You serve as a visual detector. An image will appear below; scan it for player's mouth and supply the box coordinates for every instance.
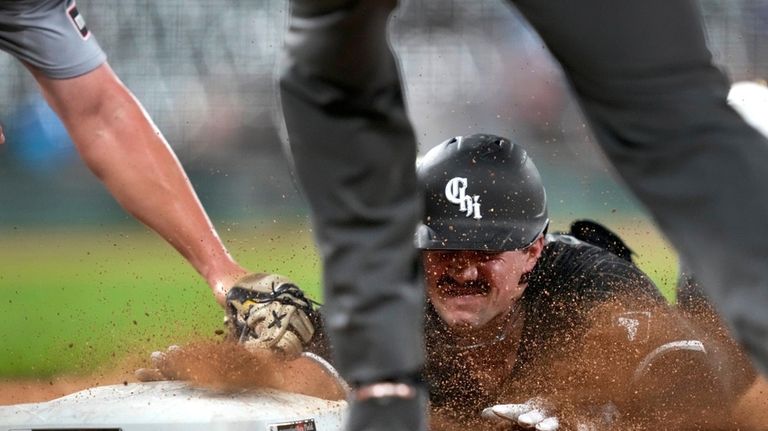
[436,275,491,298]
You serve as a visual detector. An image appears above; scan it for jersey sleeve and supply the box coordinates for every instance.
[620,311,753,428]
[0,0,106,78]
[568,299,752,428]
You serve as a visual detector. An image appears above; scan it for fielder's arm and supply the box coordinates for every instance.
[28,63,247,305]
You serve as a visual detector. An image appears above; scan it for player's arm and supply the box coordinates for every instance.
[622,316,743,428]
[579,255,727,424]
[0,123,5,144]
[27,63,247,305]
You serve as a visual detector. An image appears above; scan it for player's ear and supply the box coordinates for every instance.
[517,237,544,286]
[522,236,545,271]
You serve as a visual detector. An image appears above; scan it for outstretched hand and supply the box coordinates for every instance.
[481,398,619,431]
[482,398,560,430]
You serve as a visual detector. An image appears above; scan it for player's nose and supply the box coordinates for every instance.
[447,262,479,283]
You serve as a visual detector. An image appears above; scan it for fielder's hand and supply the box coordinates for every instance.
[225,273,317,358]
[482,398,560,431]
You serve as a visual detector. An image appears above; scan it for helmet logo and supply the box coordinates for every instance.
[445,177,482,219]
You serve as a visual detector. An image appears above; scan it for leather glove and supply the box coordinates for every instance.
[225,273,317,358]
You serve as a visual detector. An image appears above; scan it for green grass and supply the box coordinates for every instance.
[0,223,321,377]
[0,217,677,378]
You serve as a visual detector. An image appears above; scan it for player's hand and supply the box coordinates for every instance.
[225,273,317,358]
[0,124,5,144]
[134,345,183,382]
[482,398,617,431]
[482,398,560,430]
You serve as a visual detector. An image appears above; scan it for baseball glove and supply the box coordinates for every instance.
[225,273,318,358]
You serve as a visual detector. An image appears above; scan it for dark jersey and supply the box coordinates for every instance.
[514,233,666,368]
[424,234,663,412]
[423,234,742,427]
[309,232,747,427]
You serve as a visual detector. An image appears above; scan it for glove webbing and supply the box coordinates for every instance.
[230,282,319,313]
[227,283,321,345]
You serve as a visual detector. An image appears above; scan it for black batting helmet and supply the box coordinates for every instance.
[416,133,549,251]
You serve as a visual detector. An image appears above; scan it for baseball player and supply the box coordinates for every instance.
[416,134,752,430]
[0,0,253,304]
[277,7,768,420]
[217,134,752,430]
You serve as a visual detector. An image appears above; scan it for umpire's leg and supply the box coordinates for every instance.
[512,0,768,374]
[278,1,426,430]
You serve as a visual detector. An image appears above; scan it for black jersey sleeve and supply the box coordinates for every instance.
[615,309,753,428]
[514,291,746,428]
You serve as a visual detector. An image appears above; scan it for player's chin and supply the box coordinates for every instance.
[443,292,492,307]
[443,316,490,332]
[434,297,493,328]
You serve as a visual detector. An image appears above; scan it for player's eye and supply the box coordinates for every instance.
[473,251,500,262]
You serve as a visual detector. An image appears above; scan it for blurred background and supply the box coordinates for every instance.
[1,0,766,378]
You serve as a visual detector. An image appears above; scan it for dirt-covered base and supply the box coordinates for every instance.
[0,341,346,406]
[2,337,767,430]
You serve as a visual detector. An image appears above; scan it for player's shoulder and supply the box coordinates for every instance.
[538,231,634,278]
[543,219,633,262]
[543,220,649,279]
[531,228,663,304]
[543,231,595,254]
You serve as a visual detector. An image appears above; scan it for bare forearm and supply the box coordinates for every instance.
[31,64,246,303]
[76,98,234,276]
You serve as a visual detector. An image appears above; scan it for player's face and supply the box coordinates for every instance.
[422,240,542,332]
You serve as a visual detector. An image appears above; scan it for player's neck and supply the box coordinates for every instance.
[445,304,525,354]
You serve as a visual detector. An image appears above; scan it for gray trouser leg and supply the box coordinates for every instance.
[278,0,425,385]
[515,0,768,374]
